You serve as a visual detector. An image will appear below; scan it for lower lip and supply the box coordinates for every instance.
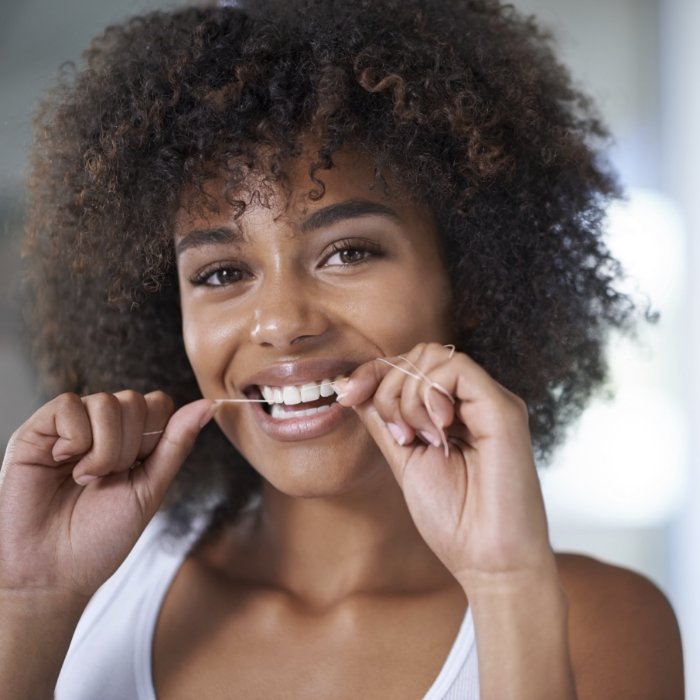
[249,399,352,442]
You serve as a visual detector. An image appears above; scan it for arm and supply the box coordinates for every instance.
[0,392,213,699]
[0,589,87,700]
[336,342,578,699]
[336,342,683,698]
[467,566,576,700]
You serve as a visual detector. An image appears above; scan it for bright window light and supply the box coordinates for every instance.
[541,189,688,527]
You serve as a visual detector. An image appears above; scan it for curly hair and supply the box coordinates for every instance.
[23,0,636,532]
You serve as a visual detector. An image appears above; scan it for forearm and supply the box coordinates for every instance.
[0,589,87,700]
[464,567,577,700]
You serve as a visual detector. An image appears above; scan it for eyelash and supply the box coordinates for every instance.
[324,238,384,267]
[189,239,384,288]
[189,263,249,287]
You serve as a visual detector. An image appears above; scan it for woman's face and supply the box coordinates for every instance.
[175,150,453,497]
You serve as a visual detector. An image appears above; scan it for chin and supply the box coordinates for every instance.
[242,435,389,500]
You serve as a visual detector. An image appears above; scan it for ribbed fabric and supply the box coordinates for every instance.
[55,515,480,699]
[422,605,480,699]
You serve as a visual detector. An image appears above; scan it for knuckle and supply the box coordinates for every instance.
[147,390,175,414]
[118,389,143,404]
[5,428,23,457]
[370,360,386,386]
[412,342,429,357]
[53,392,82,411]
[90,391,120,413]
[373,387,399,417]
[504,393,529,422]
[121,390,148,421]
[162,429,192,453]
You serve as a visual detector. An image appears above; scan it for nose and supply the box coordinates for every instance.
[249,275,331,349]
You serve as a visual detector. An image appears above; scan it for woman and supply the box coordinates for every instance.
[0,0,684,698]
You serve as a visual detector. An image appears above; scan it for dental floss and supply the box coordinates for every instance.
[139,384,343,436]
[141,348,458,441]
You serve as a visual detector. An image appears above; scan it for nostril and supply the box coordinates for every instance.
[291,334,319,345]
[249,302,330,349]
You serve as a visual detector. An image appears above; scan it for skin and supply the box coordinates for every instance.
[0,149,684,699]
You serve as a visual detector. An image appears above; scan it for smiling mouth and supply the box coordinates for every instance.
[245,376,346,419]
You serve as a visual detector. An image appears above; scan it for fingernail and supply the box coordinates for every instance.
[424,392,444,429]
[387,422,407,446]
[333,378,351,398]
[53,453,73,463]
[418,430,442,448]
[74,473,98,486]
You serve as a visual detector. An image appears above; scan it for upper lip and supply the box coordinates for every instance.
[237,358,364,393]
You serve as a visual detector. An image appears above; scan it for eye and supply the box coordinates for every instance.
[324,239,383,267]
[190,264,249,287]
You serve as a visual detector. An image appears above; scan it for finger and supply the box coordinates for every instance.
[421,384,455,456]
[394,353,446,449]
[49,393,93,463]
[337,347,452,447]
[132,399,215,517]
[137,391,175,461]
[423,383,456,431]
[112,390,148,472]
[70,393,124,482]
[422,354,528,442]
[351,399,416,485]
[335,354,429,444]
[373,347,452,449]
[366,356,427,445]
[334,359,393,407]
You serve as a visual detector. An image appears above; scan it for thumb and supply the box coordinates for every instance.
[134,398,215,517]
[352,399,412,487]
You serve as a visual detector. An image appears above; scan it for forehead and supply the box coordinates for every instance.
[174,147,429,237]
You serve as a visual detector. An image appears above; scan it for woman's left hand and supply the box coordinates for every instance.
[335,342,555,591]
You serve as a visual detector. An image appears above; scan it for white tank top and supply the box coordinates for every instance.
[55,514,480,699]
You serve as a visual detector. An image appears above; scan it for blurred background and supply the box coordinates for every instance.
[0,0,697,693]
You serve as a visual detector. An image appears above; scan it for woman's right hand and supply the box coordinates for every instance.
[0,391,214,601]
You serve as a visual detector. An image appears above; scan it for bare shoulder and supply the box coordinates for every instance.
[555,552,684,700]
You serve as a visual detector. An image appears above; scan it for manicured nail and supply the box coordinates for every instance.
[387,422,407,446]
[333,377,351,397]
[424,392,445,429]
[74,473,98,486]
[418,430,442,448]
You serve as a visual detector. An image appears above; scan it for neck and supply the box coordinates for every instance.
[208,472,456,609]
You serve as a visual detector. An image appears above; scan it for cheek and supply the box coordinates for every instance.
[181,301,244,389]
[342,274,452,358]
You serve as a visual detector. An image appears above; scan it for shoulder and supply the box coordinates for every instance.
[554,552,684,700]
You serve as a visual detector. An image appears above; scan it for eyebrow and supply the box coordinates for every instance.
[175,198,401,256]
[299,199,401,233]
[175,226,243,256]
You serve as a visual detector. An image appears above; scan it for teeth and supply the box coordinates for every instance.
[282,386,302,405]
[271,404,333,419]
[260,377,343,406]
[300,382,321,403]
